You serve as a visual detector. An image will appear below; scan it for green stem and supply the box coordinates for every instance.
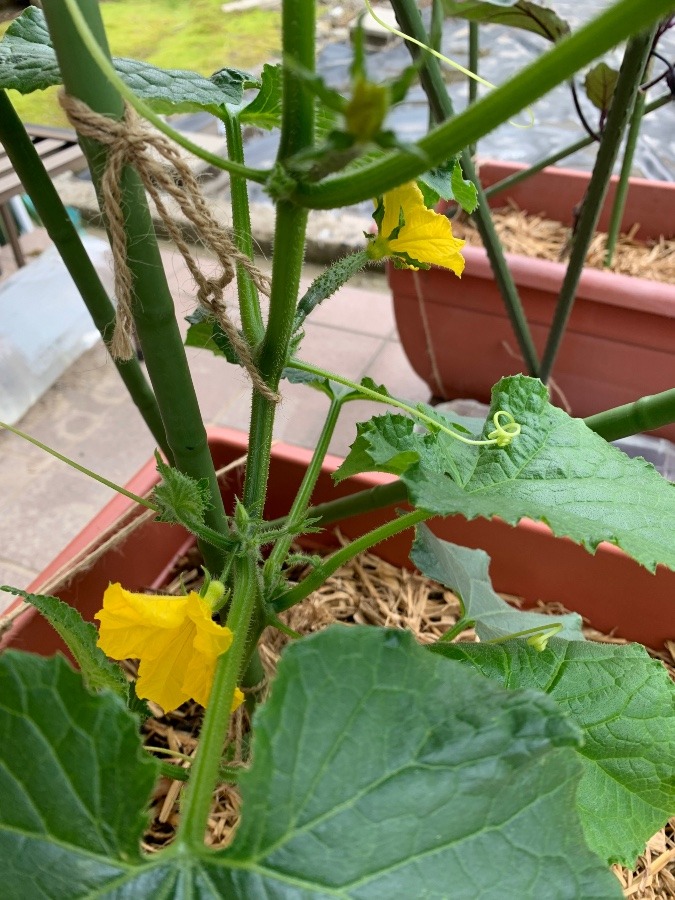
[604,69,651,267]
[391,0,540,375]
[62,0,267,185]
[468,21,479,156]
[540,27,659,382]
[43,0,229,573]
[468,22,479,107]
[293,0,675,209]
[0,91,172,462]
[152,754,241,785]
[0,421,156,510]
[290,359,515,447]
[177,555,256,848]
[264,398,342,581]
[242,0,315,516]
[583,389,675,441]
[484,93,671,200]
[272,508,430,612]
[222,112,265,345]
[438,618,473,643]
[265,479,410,535]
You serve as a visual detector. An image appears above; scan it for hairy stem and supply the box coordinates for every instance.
[176,555,256,848]
[222,112,265,345]
[272,508,431,612]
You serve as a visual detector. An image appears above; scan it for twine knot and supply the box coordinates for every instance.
[59,92,278,403]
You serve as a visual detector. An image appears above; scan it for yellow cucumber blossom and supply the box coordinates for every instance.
[367,181,465,275]
[95,583,244,714]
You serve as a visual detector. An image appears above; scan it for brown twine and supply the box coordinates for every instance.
[59,93,279,403]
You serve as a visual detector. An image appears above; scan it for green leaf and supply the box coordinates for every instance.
[239,62,282,129]
[451,158,479,213]
[3,630,621,897]
[410,524,585,641]
[153,453,212,527]
[433,639,675,866]
[0,652,159,894]
[185,307,239,363]
[419,158,478,213]
[0,586,128,698]
[218,626,618,896]
[585,62,620,112]
[0,8,251,115]
[417,158,457,206]
[336,375,675,573]
[441,0,570,42]
[294,250,370,331]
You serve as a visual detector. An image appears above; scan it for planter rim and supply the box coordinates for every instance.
[459,244,675,318]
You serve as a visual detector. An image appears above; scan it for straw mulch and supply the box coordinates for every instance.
[452,204,675,284]
[141,545,675,897]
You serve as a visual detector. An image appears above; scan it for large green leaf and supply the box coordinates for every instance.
[410,524,585,641]
[442,0,570,41]
[0,7,251,115]
[335,375,675,573]
[0,586,128,697]
[1,630,621,897]
[432,639,675,866]
[0,652,158,896]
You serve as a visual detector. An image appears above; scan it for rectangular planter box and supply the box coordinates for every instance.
[390,161,675,442]
[2,427,674,655]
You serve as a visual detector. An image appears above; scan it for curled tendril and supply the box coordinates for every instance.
[487,411,522,448]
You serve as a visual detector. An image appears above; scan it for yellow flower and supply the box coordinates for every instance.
[95,583,244,713]
[367,181,465,275]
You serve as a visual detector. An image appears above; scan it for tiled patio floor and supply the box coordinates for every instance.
[0,228,430,612]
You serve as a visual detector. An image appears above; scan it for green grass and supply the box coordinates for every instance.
[1,0,281,125]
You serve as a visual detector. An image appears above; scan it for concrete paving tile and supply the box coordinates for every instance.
[360,339,431,404]
[303,282,396,338]
[0,463,111,572]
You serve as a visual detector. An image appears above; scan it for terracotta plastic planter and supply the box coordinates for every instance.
[389,161,675,442]
[2,426,674,655]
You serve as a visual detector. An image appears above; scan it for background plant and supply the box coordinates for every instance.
[0,0,674,896]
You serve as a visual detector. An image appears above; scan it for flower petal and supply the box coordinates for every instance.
[95,583,189,662]
[95,584,235,712]
[385,182,466,275]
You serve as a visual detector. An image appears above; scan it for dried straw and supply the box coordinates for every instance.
[143,544,675,897]
[453,203,675,284]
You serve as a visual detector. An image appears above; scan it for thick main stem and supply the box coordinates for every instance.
[0,91,172,462]
[390,0,540,375]
[293,0,675,209]
[242,0,315,514]
[176,556,257,848]
[540,27,659,381]
[43,0,229,572]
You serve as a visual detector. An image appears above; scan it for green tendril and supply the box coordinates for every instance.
[486,411,522,448]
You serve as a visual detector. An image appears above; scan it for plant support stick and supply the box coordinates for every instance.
[0,90,172,462]
[43,0,230,572]
[539,26,659,382]
[391,0,540,375]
